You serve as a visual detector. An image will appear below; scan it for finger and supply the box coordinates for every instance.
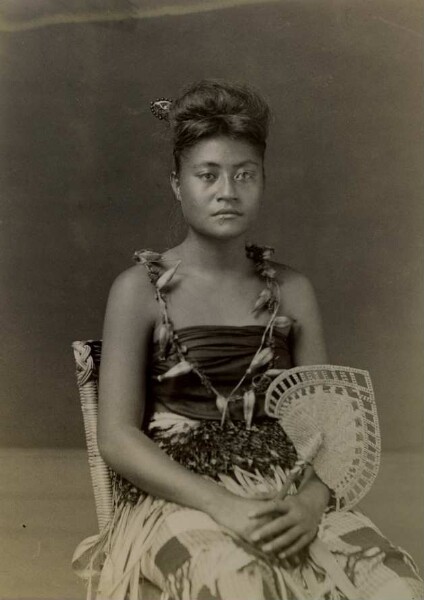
[255,495,301,520]
[279,532,313,560]
[296,546,310,564]
[288,555,301,568]
[248,499,289,519]
[274,555,299,570]
[280,557,291,569]
[261,526,302,554]
[250,514,295,543]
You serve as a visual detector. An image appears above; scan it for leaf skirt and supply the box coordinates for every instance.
[72,414,423,600]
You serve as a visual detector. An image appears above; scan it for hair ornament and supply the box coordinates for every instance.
[150,98,173,121]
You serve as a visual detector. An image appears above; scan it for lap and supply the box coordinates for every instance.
[320,510,423,600]
[140,503,423,600]
[140,503,280,600]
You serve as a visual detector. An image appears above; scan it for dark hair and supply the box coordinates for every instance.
[168,80,270,172]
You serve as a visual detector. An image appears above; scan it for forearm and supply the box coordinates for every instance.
[297,465,330,515]
[100,425,231,515]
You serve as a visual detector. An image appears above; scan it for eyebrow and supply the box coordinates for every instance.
[192,160,260,168]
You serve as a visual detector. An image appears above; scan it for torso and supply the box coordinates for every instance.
[153,274,270,341]
[139,250,296,421]
[151,257,296,342]
[148,323,293,420]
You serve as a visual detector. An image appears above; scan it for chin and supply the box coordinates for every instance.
[189,217,253,240]
[206,225,250,240]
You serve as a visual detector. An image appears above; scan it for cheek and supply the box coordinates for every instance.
[179,195,207,225]
[180,180,213,213]
[180,178,205,202]
[180,186,201,210]
[248,202,262,221]
[247,185,264,209]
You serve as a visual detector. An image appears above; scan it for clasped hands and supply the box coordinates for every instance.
[247,492,323,568]
[213,478,329,569]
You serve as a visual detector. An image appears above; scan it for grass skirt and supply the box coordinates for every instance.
[72,415,423,600]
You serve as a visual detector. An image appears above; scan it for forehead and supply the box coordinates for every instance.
[182,136,262,168]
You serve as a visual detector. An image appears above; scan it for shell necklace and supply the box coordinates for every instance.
[133,243,286,428]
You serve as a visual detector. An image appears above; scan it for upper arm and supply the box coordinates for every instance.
[97,265,159,453]
[277,267,328,366]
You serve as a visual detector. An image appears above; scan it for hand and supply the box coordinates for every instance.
[209,493,276,544]
[248,492,323,565]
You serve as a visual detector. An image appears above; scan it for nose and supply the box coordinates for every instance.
[217,173,237,200]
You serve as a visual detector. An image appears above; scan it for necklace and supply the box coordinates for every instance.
[133,243,284,428]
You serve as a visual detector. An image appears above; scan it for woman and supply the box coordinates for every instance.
[72,80,423,600]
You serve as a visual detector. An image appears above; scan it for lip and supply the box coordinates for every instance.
[213,209,243,216]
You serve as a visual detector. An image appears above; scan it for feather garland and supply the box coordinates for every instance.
[133,249,163,264]
[155,261,181,291]
[252,288,272,313]
[247,347,274,374]
[157,360,193,381]
[158,321,173,357]
[243,389,256,430]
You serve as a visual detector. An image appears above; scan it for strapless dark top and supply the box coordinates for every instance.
[147,325,293,420]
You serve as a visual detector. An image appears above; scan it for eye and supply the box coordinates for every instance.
[198,172,216,182]
[235,170,255,182]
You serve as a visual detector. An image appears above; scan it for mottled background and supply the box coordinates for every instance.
[0,0,422,450]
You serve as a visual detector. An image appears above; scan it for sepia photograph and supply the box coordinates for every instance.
[0,1,423,598]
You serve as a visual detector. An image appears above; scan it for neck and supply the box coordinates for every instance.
[175,231,252,275]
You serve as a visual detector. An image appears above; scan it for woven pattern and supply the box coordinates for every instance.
[265,365,381,510]
[72,340,113,531]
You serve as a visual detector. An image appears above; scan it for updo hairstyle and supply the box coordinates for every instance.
[168,80,270,173]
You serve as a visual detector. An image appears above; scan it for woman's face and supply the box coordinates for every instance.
[171,136,265,240]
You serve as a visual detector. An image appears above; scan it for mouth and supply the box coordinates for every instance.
[213,209,243,216]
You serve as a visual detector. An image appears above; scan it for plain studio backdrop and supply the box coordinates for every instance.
[0,0,423,596]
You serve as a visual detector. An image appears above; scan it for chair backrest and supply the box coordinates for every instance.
[72,340,113,531]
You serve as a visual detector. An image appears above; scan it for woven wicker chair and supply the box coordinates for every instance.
[72,339,164,599]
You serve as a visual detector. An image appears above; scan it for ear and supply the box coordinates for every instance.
[170,171,181,201]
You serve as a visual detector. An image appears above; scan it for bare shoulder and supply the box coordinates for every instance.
[110,263,154,296]
[269,260,319,316]
[105,264,159,327]
[270,261,315,293]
